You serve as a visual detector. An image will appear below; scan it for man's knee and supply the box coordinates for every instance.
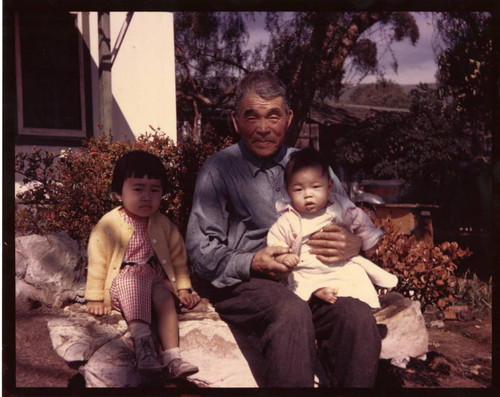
[314,297,379,340]
[339,298,377,327]
[273,295,312,327]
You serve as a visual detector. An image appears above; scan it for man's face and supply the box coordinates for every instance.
[231,93,293,158]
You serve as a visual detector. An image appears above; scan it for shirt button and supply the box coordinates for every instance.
[276,187,280,191]
[161,259,167,265]
[172,277,176,282]
[152,239,157,244]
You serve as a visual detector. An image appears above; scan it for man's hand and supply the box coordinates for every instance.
[251,246,296,280]
[85,301,109,316]
[307,224,361,264]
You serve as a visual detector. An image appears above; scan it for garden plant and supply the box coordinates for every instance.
[15,133,485,313]
[15,128,233,245]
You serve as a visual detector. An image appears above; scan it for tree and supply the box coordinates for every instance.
[263,12,419,146]
[174,12,256,142]
[174,12,419,144]
[332,12,495,182]
[348,79,411,108]
[432,12,494,160]
[334,84,471,182]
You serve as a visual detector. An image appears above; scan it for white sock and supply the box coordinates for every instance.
[160,347,181,366]
[128,322,151,340]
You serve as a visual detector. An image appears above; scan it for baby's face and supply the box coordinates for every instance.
[116,175,163,219]
[286,166,332,214]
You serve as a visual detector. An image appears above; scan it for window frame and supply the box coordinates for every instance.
[14,12,88,139]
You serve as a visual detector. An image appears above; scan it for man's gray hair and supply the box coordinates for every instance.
[234,70,290,116]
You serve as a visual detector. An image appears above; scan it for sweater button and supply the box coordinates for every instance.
[161,259,167,265]
[171,277,176,283]
[152,239,157,244]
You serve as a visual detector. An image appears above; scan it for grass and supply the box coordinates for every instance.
[451,271,492,318]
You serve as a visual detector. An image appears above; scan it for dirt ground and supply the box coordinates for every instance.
[6,304,492,391]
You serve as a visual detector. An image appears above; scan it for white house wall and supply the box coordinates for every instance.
[15,12,177,199]
[88,12,177,142]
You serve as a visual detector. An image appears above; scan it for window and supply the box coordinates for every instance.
[15,12,88,139]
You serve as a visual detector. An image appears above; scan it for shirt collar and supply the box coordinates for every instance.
[118,206,149,227]
[238,140,289,177]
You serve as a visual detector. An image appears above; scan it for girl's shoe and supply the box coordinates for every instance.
[163,358,199,379]
[135,335,162,374]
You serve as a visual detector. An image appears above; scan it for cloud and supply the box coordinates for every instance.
[364,12,438,84]
[244,11,439,84]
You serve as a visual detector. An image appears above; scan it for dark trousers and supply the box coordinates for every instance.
[206,277,381,388]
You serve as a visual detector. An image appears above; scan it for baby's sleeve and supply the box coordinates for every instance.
[267,215,294,249]
[344,206,383,251]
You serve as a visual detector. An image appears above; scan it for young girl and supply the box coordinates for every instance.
[267,148,398,308]
[85,150,200,380]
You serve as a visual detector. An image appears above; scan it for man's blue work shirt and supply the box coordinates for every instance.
[185,141,346,288]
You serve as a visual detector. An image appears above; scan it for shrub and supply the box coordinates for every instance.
[452,271,492,318]
[371,217,472,311]
[15,128,233,246]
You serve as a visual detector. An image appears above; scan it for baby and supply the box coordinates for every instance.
[85,150,200,381]
[267,148,397,308]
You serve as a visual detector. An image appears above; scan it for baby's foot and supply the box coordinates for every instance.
[313,287,339,304]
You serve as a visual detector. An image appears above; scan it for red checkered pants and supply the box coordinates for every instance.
[109,257,178,324]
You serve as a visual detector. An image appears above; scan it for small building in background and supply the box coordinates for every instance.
[297,101,410,156]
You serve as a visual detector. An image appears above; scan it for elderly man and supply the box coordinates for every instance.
[185,70,381,387]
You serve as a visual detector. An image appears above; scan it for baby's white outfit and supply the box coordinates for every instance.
[267,193,398,308]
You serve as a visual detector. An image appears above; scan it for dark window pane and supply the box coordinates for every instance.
[19,12,82,130]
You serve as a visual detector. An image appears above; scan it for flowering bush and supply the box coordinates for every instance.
[371,217,472,311]
[16,132,475,312]
[15,128,233,246]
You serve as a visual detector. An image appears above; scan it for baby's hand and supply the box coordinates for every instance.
[85,301,109,316]
[178,289,201,310]
[282,254,300,267]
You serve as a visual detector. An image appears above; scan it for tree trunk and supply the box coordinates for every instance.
[283,12,387,147]
[192,100,201,143]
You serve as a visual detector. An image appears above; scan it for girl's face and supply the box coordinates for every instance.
[286,166,332,214]
[116,175,163,219]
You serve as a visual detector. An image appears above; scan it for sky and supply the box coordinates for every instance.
[364,12,438,85]
[245,12,438,85]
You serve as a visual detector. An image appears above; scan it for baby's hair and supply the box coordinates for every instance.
[111,150,168,195]
[284,148,330,187]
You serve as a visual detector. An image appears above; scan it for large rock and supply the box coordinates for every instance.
[15,233,428,385]
[46,302,258,388]
[47,306,128,363]
[178,317,257,387]
[46,294,428,387]
[15,232,86,308]
[83,337,142,387]
[375,292,429,368]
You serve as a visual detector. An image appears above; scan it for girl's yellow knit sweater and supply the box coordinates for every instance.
[84,206,192,310]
